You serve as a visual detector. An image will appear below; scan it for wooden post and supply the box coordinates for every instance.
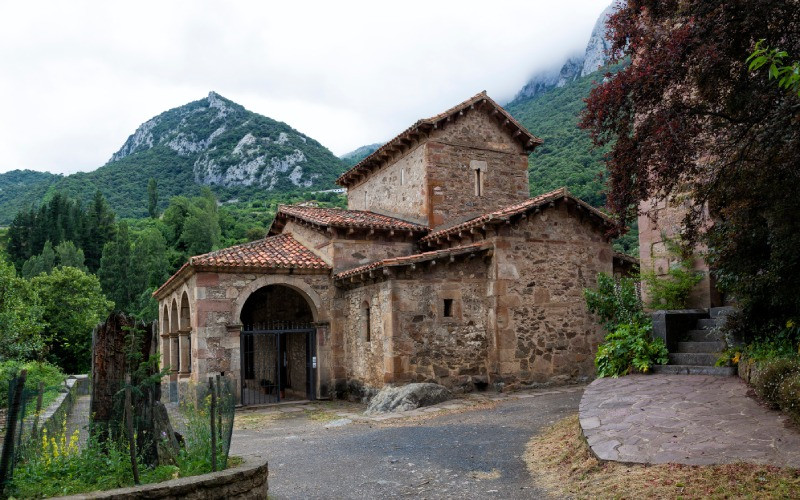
[215,375,222,446]
[209,377,217,472]
[0,370,28,491]
[125,373,140,485]
[30,382,45,442]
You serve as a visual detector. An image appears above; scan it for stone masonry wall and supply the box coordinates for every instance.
[638,197,719,309]
[489,202,612,384]
[162,271,333,402]
[347,143,427,223]
[425,141,529,228]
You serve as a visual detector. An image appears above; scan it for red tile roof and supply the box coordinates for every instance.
[336,91,543,188]
[419,187,615,245]
[272,205,428,234]
[334,241,493,280]
[153,234,329,299]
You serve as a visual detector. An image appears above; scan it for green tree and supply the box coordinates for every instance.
[98,221,134,312]
[0,257,45,360]
[54,240,87,271]
[748,40,800,97]
[21,240,56,278]
[32,267,113,373]
[83,191,116,272]
[129,228,170,321]
[147,177,159,219]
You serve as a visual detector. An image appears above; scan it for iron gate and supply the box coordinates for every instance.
[240,321,316,406]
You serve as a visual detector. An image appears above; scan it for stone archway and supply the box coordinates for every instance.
[238,283,318,405]
[233,275,326,325]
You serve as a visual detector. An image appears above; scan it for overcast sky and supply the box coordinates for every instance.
[0,0,609,175]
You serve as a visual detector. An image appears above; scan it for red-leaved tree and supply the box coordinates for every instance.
[581,0,800,340]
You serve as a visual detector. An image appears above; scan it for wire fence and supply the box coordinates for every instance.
[0,371,236,498]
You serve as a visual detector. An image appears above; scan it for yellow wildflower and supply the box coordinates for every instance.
[788,319,796,329]
[732,352,741,365]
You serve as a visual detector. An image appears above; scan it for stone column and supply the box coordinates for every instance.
[169,332,179,373]
[160,334,171,371]
[178,327,191,375]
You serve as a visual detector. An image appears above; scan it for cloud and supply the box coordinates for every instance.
[0,0,609,174]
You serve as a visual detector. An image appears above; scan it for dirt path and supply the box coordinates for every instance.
[230,387,584,499]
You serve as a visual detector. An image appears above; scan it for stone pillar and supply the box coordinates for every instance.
[178,327,191,375]
[160,334,171,371]
[169,332,179,373]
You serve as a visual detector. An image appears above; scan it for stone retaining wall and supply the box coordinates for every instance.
[34,374,88,437]
[55,457,268,499]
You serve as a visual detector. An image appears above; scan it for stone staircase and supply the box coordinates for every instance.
[653,307,737,376]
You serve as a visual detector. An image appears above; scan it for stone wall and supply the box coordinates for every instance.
[425,141,529,228]
[55,457,268,499]
[489,202,612,384]
[160,271,333,403]
[347,143,427,222]
[637,197,720,309]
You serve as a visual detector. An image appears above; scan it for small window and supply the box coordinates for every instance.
[474,170,483,197]
[362,302,371,342]
[400,169,405,185]
[364,191,368,209]
[443,299,454,318]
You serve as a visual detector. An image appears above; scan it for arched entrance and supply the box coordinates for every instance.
[239,285,317,405]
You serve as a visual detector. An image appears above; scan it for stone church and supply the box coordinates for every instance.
[154,91,624,405]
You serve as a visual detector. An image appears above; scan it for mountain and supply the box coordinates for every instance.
[0,170,61,226]
[512,2,618,102]
[340,143,382,167]
[0,92,348,223]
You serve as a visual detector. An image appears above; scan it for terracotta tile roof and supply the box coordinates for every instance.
[419,187,615,245]
[153,234,329,299]
[272,205,428,234]
[334,241,493,280]
[336,91,543,188]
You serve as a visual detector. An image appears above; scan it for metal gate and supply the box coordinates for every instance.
[240,321,316,406]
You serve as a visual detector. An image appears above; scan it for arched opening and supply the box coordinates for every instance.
[239,285,316,405]
[179,292,191,374]
[161,305,171,371]
[169,299,179,373]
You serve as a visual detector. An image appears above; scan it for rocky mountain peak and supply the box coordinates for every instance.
[510,1,621,103]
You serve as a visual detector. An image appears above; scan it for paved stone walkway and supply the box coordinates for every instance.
[65,394,91,447]
[579,374,800,467]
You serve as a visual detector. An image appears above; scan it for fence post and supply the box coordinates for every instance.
[124,373,140,485]
[209,377,217,472]
[0,369,28,493]
[30,382,45,442]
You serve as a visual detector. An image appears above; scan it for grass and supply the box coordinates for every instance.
[525,415,800,499]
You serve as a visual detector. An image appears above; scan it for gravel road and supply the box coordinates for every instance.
[230,387,583,499]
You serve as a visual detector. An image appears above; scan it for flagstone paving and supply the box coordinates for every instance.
[579,374,800,467]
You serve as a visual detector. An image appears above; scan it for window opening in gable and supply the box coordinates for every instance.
[443,298,454,318]
[474,169,483,197]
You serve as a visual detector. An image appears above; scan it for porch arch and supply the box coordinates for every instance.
[233,275,326,325]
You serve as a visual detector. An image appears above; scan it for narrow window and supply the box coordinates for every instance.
[400,168,405,185]
[362,302,371,342]
[474,169,483,197]
[364,191,368,209]
[443,299,454,318]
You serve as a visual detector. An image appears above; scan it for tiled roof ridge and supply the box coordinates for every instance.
[334,241,493,280]
[273,204,429,233]
[336,91,543,187]
[419,187,614,245]
[153,234,329,299]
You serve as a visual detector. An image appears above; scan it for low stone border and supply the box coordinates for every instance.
[33,374,88,438]
[54,456,268,499]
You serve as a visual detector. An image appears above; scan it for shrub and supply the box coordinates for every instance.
[641,237,703,310]
[595,322,669,377]
[0,360,65,409]
[753,358,800,408]
[778,372,800,426]
[584,273,647,331]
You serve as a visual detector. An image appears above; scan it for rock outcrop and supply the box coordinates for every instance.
[366,383,452,414]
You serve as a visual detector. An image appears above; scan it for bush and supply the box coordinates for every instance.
[0,360,65,409]
[584,273,647,331]
[753,358,800,408]
[641,237,703,310]
[595,322,669,377]
[778,372,800,426]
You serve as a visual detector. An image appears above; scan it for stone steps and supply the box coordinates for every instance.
[685,329,724,342]
[652,364,737,376]
[669,352,720,366]
[695,318,718,330]
[676,341,726,353]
